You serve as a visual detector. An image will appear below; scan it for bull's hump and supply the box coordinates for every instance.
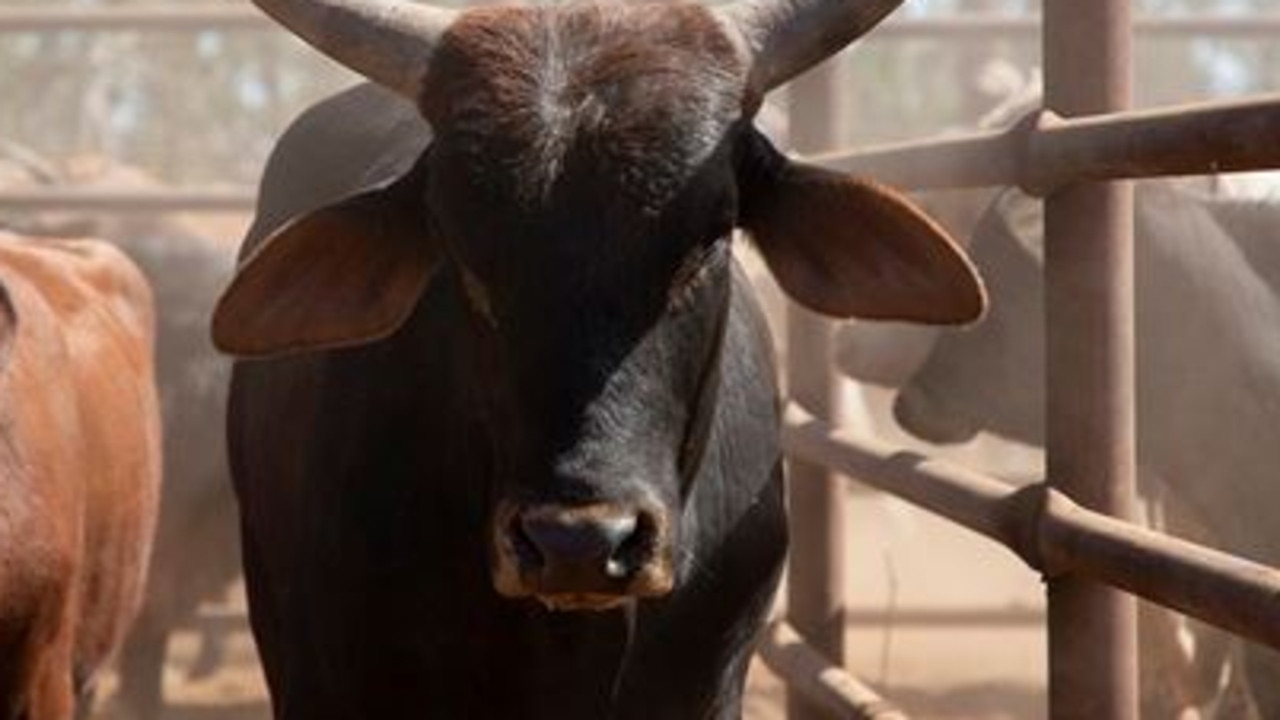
[420,3,746,211]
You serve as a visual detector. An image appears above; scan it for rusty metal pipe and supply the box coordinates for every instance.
[1042,0,1139,716]
[810,126,1016,191]
[780,404,1280,653]
[1027,97,1280,193]
[761,621,910,720]
[1039,492,1280,651]
[782,403,1044,569]
[812,94,1280,193]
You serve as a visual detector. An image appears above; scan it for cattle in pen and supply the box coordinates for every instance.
[872,182,1280,719]
[211,0,987,716]
[0,230,161,719]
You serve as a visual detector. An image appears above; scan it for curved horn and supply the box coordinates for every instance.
[252,0,457,100]
[717,0,903,96]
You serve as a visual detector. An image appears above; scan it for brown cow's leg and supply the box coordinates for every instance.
[27,633,74,720]
[0,632,37,720]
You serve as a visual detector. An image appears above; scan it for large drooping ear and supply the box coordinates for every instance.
[212,166,437,359]
[737,129,986,324]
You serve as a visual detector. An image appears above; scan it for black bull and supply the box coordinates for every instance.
[212,3,985,716]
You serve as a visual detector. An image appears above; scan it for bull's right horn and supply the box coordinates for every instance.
[251,0,457,100]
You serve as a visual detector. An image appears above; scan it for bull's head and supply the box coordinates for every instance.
[213,0,986,611]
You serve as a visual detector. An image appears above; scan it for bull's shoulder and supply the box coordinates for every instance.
[0,231,155,349]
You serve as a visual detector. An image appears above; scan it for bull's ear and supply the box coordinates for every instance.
[212,185,437,359]
[739,147,986,324]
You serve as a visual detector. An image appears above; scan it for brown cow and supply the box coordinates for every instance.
[0,230,161,719]
[0,151,241,718]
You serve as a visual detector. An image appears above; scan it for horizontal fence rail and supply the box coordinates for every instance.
[0,5,269,32]
[9,95,1280,214]
[0,188,256,213]
[759,621,909,720]
[813,93,1280,193]
[781,403,1280,652]
[876,15,1280,38]
[1,6,1280,36]
[847,606,1044,628]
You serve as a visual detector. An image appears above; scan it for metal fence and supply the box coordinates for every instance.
[5,3,1280,719]
[3,3,1280,213]
[767,1,1280,719]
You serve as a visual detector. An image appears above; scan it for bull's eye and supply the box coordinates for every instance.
[458,263,499,329]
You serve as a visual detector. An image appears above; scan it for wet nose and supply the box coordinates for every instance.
[511,505,659,592]
[521,512,636,573]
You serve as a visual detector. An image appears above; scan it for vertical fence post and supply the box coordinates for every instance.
[785,60,849,720]
[1042,1,1139,718]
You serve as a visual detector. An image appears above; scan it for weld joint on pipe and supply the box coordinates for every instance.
[1000,482,1053,575]
[1018,109,1065,197]
[1037,487,1099,579]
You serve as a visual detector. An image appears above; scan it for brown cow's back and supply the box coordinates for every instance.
[0,231,161,719]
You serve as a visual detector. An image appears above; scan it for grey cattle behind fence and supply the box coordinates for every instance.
[851,180,1280,719]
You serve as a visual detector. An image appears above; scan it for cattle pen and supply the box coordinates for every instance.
[775,2,1280,720]
[4,2,1280,719]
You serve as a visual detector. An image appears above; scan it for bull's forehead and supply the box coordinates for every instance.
[420,3,746,213]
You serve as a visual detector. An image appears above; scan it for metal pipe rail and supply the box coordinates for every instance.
[9,97,1279,213]
[759,621,909,720]
[781,403,1280,652]
[3,6,1280,37]
[812,93,1280,194]
[0,6,268,32]
[0,188,256,213]
[875,15,1280,39]
[23,94,1276,213]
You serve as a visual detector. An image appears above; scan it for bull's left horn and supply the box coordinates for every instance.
[716,0,903,97]
[251,0,457,100]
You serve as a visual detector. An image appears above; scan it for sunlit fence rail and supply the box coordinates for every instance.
[817,94,1280,193]
[0,187,255,213]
